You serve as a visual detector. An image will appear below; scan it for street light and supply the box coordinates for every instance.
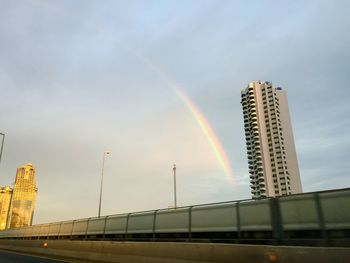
[0,133,5,165]
[173,163,177,209]
[98,151,110,218]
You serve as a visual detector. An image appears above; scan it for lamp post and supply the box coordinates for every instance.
[0,133,4,165]
[98,151,110,218]
[173,163,177,209]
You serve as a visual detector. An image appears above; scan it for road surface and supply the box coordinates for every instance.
[0,249,67,262]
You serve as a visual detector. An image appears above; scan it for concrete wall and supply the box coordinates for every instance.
[0,240,349,263]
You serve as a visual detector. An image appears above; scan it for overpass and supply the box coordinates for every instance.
[0,188,349,262]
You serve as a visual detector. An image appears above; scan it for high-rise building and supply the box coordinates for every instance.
[9,163,37,228]
[0,186,12,230]
[241,81,302,199]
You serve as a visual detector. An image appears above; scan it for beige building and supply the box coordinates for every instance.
[9,163,37,228]
[241,81,302,199]
[0,186,12,230]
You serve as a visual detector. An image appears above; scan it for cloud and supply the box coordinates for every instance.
[0,1,349,224]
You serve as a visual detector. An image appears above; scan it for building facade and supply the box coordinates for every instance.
[0,186,12,230]
[241,81,302,199]
[9,163,37,228]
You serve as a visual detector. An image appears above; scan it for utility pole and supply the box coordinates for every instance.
[173,163,177,209]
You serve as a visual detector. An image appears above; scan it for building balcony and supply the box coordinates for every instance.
[248,172,256,178]
[251,190,259,195]
[258,175,265,180]
[250,177,259,182]
[259,180,265,185]
[255,148,261,153]
[250,185,259,191]
[257,170,264,175]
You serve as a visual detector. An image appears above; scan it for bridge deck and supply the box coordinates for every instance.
[0,240,349,263]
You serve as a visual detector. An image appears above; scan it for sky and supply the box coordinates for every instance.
[0,0,349,224]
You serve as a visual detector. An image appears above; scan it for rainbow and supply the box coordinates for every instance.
[173,88,234,182]
[102,44,234,181]
[57,13,235,181]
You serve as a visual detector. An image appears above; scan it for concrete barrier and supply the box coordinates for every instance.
[0,240,349,263]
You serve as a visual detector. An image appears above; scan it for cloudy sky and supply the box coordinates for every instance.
[0,1,349,224]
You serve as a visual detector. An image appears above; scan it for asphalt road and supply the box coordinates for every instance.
[0,249,67,263]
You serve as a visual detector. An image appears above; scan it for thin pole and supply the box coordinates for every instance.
[173,163,177,209]
[98,151,110,217]
[0,133,4,165]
